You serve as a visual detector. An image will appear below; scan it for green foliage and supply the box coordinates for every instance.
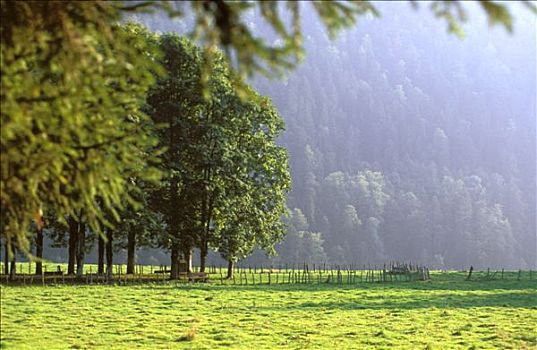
[145,34,199,254]
[1,2,162,255]
[277,208,327,265]
[313,170,389,264]
[182,1,525,79]
[145,33,290,263]
[216,91,291,263]
[188,1,377,80]
[114,181,165,251]
[426,1,531,38]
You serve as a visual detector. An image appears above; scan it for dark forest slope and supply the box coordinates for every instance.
[251,4,536,269]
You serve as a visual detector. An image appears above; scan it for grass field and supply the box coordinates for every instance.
[1,272,536,349]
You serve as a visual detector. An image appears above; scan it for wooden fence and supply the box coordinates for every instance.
[2,261,535,286]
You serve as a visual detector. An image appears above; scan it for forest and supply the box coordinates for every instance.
[253,3,536,270]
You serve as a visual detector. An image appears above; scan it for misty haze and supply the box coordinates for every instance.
[114,2,537,270]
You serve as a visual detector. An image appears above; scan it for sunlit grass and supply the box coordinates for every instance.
[1,272,536,349]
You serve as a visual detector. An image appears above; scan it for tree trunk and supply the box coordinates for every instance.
[227,260,234,279]
[67,216,78,275]
[9,245,16,280]
[3,240,9,275]
[35,226,44,275]
[106,230,113,278]
[199,240,208,273]
[97,235,105,274]
[76,222,86,277]
[183,248,192,273]
[127,230,136,274]
[199,184,215,274]
[170,247,179,280]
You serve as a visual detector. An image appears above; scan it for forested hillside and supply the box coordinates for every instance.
[250,4,535,269]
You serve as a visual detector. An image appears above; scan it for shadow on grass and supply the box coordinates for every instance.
[164,276,537,293]
[285,291,537,310]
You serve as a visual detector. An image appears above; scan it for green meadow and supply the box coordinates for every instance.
[1,272,536,349]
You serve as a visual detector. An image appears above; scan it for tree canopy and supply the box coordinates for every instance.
[145,32,290,277]
[1,3,161,254]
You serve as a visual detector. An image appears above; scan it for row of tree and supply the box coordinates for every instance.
[2,24,290,279]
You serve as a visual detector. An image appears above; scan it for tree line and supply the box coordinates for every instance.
[2,23,290,280]
[2,2,531,278]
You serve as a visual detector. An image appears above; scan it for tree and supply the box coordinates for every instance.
[146,33,207,278]
[2,237,8,275]
[277,208,327,265]
[276,209,305,265]
[97,234,105,275]
[217,90,291,278]
[105,228,114,278]
[34,220,44,275]
[121,186,164,275]
[145,31,290,278]
[1,5,160,255]
[45,212,92,276]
